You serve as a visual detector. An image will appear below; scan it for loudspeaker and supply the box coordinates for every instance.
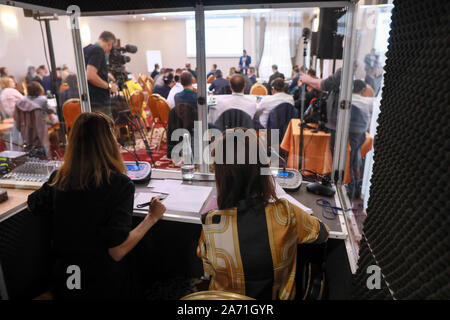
[316,8,346,60]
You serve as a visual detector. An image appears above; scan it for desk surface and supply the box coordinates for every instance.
[134,179,345,239]
[0,178,346,239]
[0,188,33,223]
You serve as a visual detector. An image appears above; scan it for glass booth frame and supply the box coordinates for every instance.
[2,0,360,272]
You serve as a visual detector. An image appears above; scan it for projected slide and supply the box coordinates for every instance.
[186,18,244,57]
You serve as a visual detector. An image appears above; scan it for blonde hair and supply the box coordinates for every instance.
[0,77,13,89]
[50,112,126,190]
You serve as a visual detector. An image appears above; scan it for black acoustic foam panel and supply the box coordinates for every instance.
[352,0,450,300]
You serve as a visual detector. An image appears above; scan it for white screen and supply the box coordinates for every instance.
[186,18,243,57]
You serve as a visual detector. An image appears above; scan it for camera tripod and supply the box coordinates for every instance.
[115,84,157,168]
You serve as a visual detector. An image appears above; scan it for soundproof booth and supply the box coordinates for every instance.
[0,0,448,304]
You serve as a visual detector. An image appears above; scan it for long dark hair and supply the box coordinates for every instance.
[50,112,126,190]
[213,128,278,210]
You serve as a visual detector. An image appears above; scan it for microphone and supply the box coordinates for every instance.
[270,147,287,172]
[118,143,140,169]
[302,28,311,40]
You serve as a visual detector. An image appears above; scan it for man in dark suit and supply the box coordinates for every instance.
[151,63,160,79]
[238,50,251,75]
[185,62,197,79]
[208,70,230,95]
[247,67,257,85]
[268,64,284,85]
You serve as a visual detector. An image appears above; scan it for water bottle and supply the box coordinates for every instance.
[181,133,194,180]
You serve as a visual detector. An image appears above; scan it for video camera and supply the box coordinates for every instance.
[304,91,329,132]
[108,44,137,89]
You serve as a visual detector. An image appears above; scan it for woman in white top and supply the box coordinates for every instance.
[0,76,23,118]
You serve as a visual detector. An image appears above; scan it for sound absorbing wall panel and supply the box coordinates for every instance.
[352,0,449,299]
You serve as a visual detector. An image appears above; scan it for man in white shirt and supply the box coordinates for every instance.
[255,78,294,128]
[211,74,257,123]
[167,68,184,108]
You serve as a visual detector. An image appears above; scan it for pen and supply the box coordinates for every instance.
[136,193,168,208]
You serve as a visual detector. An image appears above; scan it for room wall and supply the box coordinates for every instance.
[0,5,131,83]
[125,16,254,77]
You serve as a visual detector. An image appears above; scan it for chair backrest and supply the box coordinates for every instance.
[267,102,299,143]
[155,95,171,125]
[362,84,375,97]
[147,94,162,123]
[62,98,81,133]
[181,290,255,300]
[250,83,268,96]
[213,108,255,132]
[167,103,198,158]
[207,75,215,84]
[129,90,145,115]
[192,77,197,84]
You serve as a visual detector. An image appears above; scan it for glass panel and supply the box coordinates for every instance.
[0,4,73,163]
[340,3,394,259]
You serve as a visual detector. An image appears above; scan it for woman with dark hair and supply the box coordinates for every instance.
[198,128,329,300]
[27,112,166,299]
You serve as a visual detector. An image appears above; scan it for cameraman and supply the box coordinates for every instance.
[83,31,119,117]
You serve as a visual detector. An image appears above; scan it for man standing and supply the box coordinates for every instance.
[238,50,251,75]
[83,31,119,117]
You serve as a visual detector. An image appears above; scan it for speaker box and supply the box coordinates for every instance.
[316,8,346,60]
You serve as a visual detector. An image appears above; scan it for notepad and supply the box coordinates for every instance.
[147,179,183,193]
[162,185,213,214]
[134,192,168,211]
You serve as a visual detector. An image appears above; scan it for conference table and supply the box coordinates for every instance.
[281,119,373,184]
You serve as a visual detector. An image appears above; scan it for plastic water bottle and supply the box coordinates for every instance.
[181,133,194,180]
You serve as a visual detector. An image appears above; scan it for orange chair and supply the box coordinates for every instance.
[147,94,170,149]
[250,83,268,96]
[62,98,81,134]
[362,84,375,97]
[207,75,215,84]
[128,90,148,133]
[192,77,197,84]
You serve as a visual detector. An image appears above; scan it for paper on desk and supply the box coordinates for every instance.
[162,184,213,214]
[274,181,313,214]
[147,179,182,193]
[133,192,167,211]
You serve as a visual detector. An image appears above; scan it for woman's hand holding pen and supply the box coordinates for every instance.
[145,196,166,224]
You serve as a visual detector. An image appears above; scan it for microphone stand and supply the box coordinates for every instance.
[119,143,140,169]
[298,31,309,171]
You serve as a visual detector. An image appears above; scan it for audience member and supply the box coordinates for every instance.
[167,68,184,108]
[207,64,217,79]
[255,78,294,128]
[154,68,170,87]
[268,64,285,86]
[208,70,230,95]
[26,66,38,84]
[151,63,160,79]
[185,63,197,79]
[0,76,23,118]
[247,67,257,86]
[0,67,8,77]
[212,74,256,123]
[228,67,236,79]
[42,67,62,95]
[153,72,175,99]
[59,74,79,106]
[174,71,197,108]
[198,128,329,300]
[24,81,58,127]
